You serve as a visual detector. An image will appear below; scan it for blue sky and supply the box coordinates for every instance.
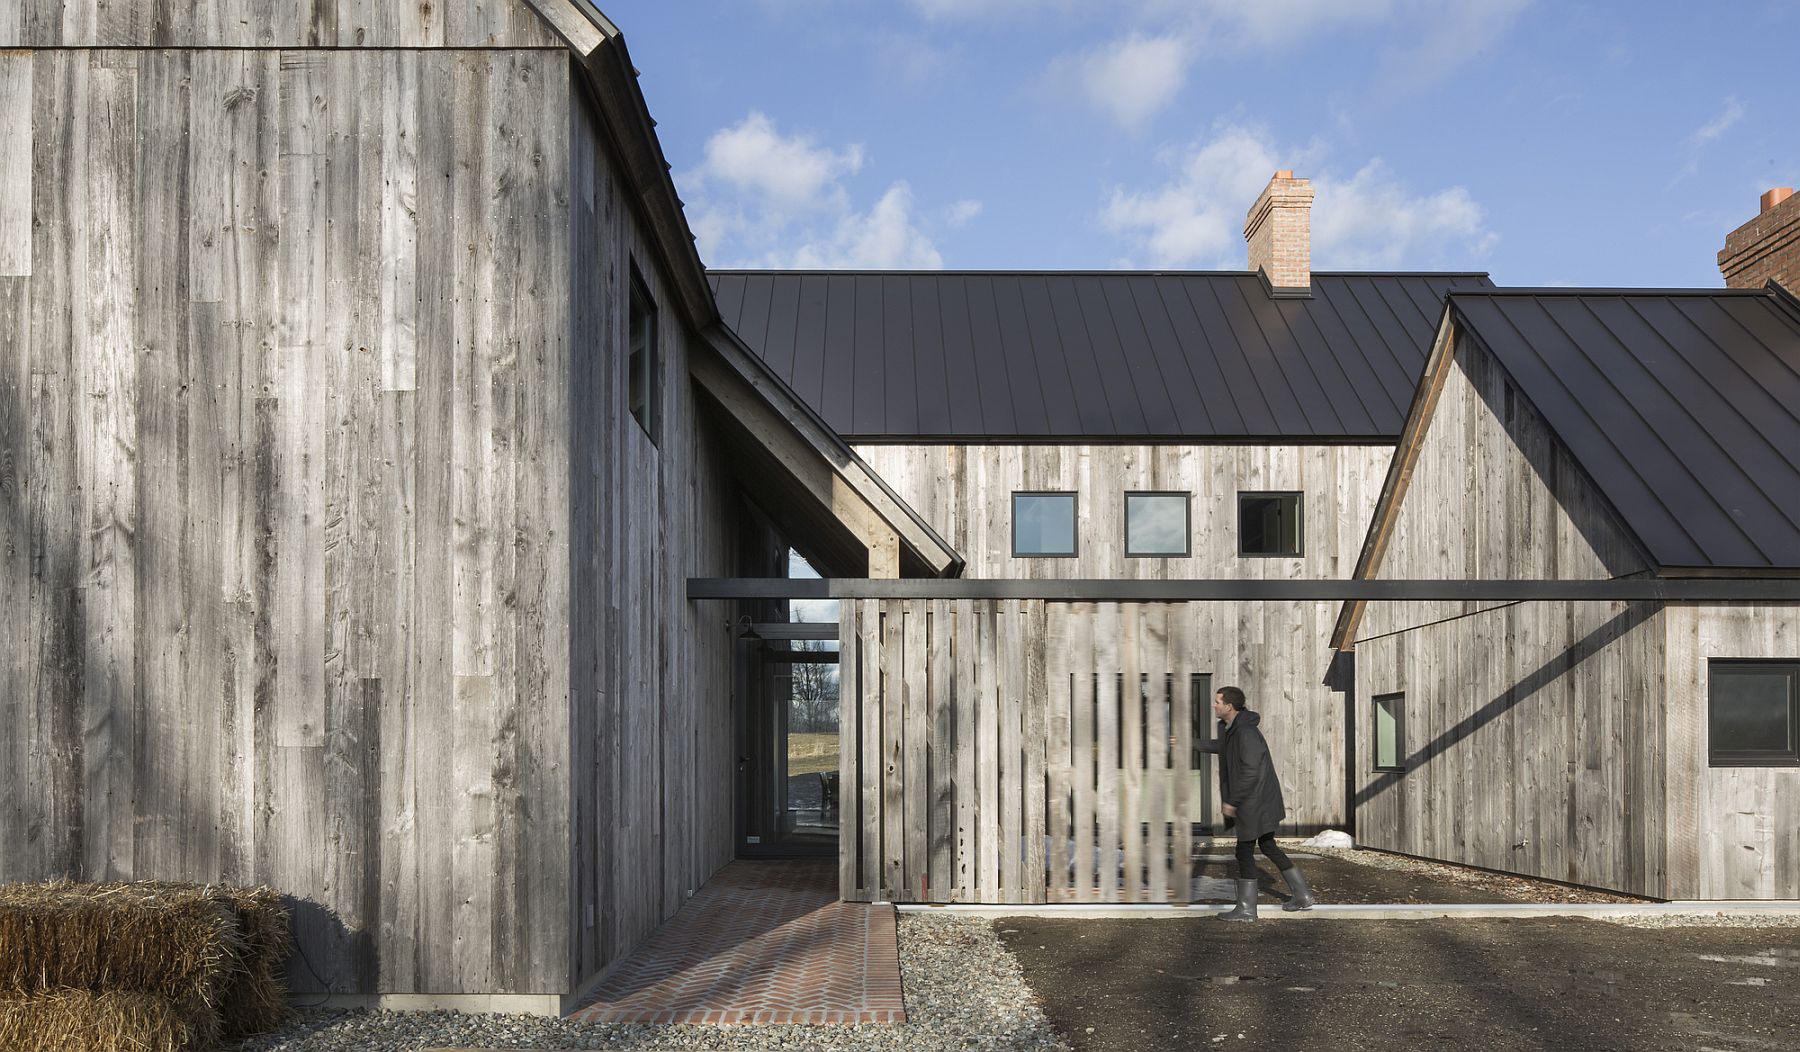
[601,0,1798,287]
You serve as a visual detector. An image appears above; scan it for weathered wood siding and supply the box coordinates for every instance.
[0,1,564,48]
[1352,334,1670,896]
[1665,604,1800,899]
[1354,602,1669,895]
[841,598,1243,904]
[854,443,1391,830]
[1356,330,1651,643]
[0,45,742,996]
[566,82,739,990]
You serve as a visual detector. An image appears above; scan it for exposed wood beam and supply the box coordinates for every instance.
[692,327,962,577]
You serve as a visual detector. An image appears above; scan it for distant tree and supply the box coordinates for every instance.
[789,640,840,734]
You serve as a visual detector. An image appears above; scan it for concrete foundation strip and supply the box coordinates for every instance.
[897,901,1800,920]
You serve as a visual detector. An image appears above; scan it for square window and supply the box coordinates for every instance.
[1012,492,1077,557]
[1373,692,1404,772]
[1709,661,1799,767]
[1125,492,1190,557]
[628,267,658,444]
[1239,491,1302,557]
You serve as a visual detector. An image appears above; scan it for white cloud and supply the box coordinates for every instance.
[1311,160,1494,269]
[945,199,984,227]
[1056,32,1190,129]
[907,0,1082,20]
[1101,124,1494,270]
[1686,96,1744,149]
[1673,96,1746,183]
[1372,0,1531,92]
[697,112,863,215]
[681,114,956,268]
[783,184,945,269]
[1181,0,1397,49]
[1099,125,1300,267]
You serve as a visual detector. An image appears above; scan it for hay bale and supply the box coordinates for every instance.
[0,880,294,1043]
[209,885,293,1038]
[0,988,204,1052]
[0,882,241,1025]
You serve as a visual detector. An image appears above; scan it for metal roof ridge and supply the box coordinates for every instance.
[1451,286,1776,297]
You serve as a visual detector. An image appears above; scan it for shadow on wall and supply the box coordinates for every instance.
[1354,601,1660,809]
[285,897,375,994]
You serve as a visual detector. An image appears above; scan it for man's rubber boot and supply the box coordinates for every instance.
[1280,866,1316,911]
[1216,878,1258,922]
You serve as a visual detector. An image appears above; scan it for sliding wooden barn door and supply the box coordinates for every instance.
[839,600,1205,904]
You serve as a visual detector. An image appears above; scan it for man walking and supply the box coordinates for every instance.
[1203,685,1314,921]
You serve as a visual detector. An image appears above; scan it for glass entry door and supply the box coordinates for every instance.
[736,630,840,856]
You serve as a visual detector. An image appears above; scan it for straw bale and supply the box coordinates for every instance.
[209,884,293,1037]
[0,881,242,1014]
[0,987,205,1052]
[0,880,295,1040]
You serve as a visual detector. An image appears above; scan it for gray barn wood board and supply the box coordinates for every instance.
[838,599,1225,904]
[0,0,564,48]
[1350,332,1799,900]
[0,44,743,999]
[1665,604,1800,899]
[856,443,1384,831]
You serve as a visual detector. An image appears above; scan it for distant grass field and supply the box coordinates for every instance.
[787,732,840,776]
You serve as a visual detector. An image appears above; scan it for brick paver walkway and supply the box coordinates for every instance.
[567,860,905,1025]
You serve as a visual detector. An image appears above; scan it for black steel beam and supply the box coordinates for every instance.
[746,622,841,640]
[688,577,1800,602]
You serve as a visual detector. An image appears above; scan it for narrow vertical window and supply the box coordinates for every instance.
[1239,491,1302,556]
[1709,661,1799,766]
[1012,492,1077,557]
[628,266,658,444]
[1125,492,1191,557]
[1373,692,1404,772]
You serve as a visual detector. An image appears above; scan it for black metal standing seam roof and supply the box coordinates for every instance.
[1448,288,1800,571]
[708,271,1495,440]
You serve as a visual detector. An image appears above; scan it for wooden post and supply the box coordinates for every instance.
[867,529,900,580]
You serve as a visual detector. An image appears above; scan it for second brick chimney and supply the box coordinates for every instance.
[1244,170,1315,293]
[1719,186,1799,292]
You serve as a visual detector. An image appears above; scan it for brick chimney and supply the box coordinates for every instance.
[1719,185,1799,291]
[1244,170,1315,293]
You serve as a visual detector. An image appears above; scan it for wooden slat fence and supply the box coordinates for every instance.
[838,600,1214,903]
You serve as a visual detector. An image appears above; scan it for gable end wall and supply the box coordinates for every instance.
[1351,332,1669,896]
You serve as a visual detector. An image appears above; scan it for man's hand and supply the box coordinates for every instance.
[1222,804,1237,817]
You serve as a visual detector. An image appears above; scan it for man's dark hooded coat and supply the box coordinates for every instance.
[1215,709,1286,841]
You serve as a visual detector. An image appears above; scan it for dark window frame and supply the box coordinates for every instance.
[1011,491,1079,559]
[1238,490,1304,558]
[1373,691,1405,772]
[627,263,659,446]
[1708,659,1800,767]
[1123,490,1192,559]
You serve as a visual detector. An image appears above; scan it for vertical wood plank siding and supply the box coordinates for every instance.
[839,600,1206,904]
[856,443,1390,832]
[0,48,740,997]
[1351,335,1675,898]
[565,83,739,991]
[1664,605,1800,900]
[0,1,563,47]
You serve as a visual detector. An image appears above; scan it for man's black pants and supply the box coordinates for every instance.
[1235,833,1292,880]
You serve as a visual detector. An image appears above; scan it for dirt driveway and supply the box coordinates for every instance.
[997,917,1799,1051]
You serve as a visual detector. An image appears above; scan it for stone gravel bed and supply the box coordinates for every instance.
[1302,846,1644,903]
[225,915,1070,1052]
[1592,911,1800,928]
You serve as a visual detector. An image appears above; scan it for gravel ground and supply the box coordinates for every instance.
[225,915,1069,1052]
[1594,911,1800,928]
[1300,846,1645,904]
